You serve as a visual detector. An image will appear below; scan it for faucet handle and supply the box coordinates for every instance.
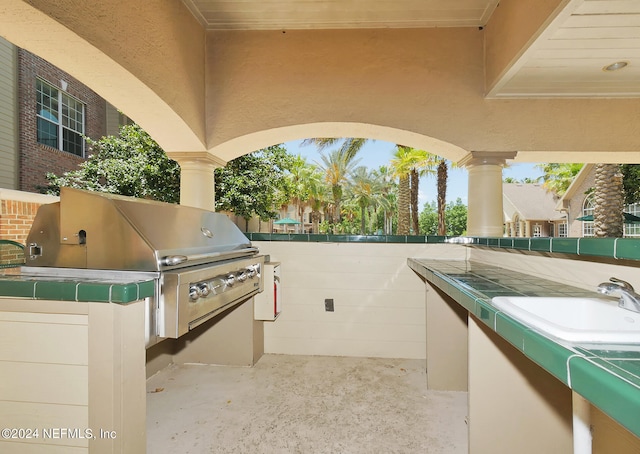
[609,277,635,292]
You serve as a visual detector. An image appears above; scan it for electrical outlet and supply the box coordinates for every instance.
[324,298,334,312]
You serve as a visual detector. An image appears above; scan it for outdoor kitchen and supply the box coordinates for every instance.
[3,188,640,453]
[0,188,271,453]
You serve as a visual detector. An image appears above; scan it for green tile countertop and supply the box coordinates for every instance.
[408,258,640,439]
[0,267,157,304]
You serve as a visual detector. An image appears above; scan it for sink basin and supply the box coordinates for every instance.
[491,296,640,344]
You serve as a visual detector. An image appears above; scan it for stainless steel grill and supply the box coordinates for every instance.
[25,187,264,347]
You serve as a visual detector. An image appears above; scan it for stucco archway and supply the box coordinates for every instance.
[6,0,638,236]
[208,122,470,163]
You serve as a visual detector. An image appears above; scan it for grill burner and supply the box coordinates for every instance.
[25,188,265,346]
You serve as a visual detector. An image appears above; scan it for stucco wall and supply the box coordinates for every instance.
[1,0,207,153]
[3,4,640,166]
[205,28,640,163]
[254,241,468,359]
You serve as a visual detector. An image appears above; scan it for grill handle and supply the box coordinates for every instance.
[160,247,259,268]
[161,255,189,266]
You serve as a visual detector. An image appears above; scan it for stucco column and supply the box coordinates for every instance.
[460,152,516,237]
[167,152,226,210]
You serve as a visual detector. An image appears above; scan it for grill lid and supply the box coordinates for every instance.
[26,188,254,271]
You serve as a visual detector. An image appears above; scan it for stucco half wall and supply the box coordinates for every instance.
[254,241,468,359]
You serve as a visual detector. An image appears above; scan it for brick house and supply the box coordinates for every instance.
[0,188,57,248]
[0,36,129,245]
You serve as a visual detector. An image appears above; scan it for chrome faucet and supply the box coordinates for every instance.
[597,277,640,313]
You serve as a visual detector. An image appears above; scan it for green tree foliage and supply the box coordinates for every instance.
[372,165,396,235]
[316,149,361,223]
[42,124,181,203]
[503,176,542,184]
[302,138,369,162]
[419,202,438,235]
[215,145,294,221]
[348,166,381,234]
[446,199,468,237]
[536,163,583,195]
[621,164,640,205]
[419,198,467,236]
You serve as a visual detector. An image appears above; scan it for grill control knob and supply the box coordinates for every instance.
[196,282,210,297]
[237,271,248,282]
[246,266,257,278]
[189,285,199,301]
[225,274,236,286]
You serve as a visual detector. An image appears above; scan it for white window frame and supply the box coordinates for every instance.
[582,195,595,237]
[624,202,640,237]
[36,78,85,157]
[513,215,520,237]
[558,223,568,238]
[533,224,542,237]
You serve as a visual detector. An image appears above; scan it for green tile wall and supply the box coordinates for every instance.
[245,233,449,244]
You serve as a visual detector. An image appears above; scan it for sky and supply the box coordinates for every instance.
[284,139,545,208]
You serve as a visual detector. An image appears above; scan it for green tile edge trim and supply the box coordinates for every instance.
[464,236,640,263]
[570,356,640,438]
[247,233,449,243]
[0,278,155,304]
[245,232,640,262]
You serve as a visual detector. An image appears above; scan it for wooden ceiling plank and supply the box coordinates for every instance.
[553,26,640,40]
[526,57,640,67]
[573,0,640,15]
[541,38,640,49]
[564,14,640,28]
[534,47,640,58]
[190,0,495,29]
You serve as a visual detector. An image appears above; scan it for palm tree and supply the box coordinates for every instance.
[436,159,447,236]
[372,165,396,234]
[408,149,438,234]
[536,163,584,195]
[304,168,328,234]
[349,166,380,234]
[303,138,370,162]
[434,157,461,236]
[286,155,312,229]
[316,149,361,224]
[594,164,624,237]
[392,146,438,234]
[391,146,413,235]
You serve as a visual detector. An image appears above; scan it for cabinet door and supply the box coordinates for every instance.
[254,262,281,321]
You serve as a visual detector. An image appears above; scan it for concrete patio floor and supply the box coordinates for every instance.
[147,354,468,453]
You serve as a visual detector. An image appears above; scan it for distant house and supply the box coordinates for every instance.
[273,205,323,234]
[502,183,566,237]
[555,164,640,238]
